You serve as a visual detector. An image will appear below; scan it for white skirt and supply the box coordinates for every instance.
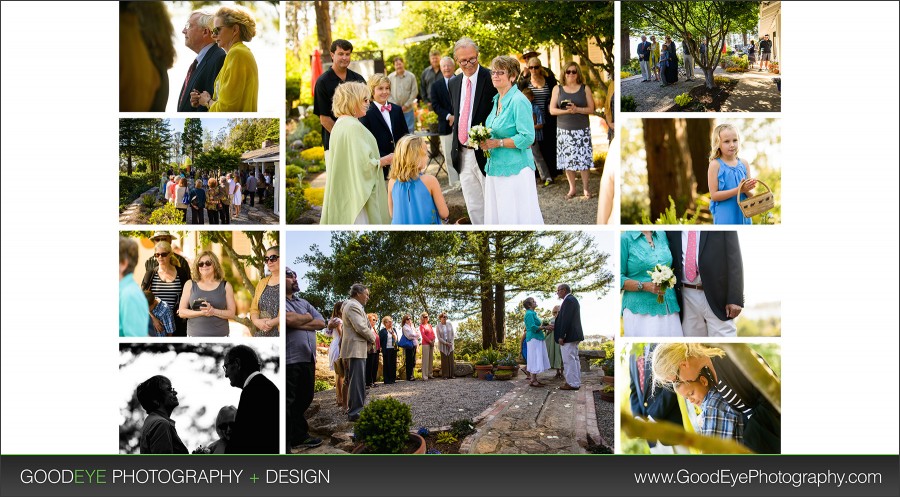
[526,338,551,374]
[622,309,683,337]
[484,167,544,225]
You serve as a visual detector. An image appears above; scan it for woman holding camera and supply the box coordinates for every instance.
[178,251,235,337]
[142,240,191,337]
[549,62,595,200]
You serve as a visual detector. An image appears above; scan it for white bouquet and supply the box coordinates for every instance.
[468,125,493,158]
[647,264,676,304]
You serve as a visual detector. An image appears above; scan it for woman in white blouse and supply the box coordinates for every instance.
[436,312,455,379]
[400,314,420,381]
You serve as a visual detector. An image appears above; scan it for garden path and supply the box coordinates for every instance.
[460,369,610,454]
[118,187,279,225]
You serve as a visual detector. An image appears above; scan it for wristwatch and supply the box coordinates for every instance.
[636,281,644,292]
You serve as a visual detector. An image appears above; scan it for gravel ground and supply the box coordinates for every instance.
[312,377,516,430]
[441,171,601,225]
[593,391,615,449]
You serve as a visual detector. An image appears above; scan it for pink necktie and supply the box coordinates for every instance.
[381,103,391,112]
[458,77,472,145]
[685,231,698,282]
[637,356,646,388]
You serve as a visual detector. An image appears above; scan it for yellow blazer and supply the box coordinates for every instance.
[249,275,272,318]
[210,42,258,112]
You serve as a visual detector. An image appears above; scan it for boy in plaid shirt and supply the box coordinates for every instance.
[676,366,744,444]
[144,290,175,337]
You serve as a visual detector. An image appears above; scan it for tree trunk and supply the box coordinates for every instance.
[644,118,695,218]
[621,26,631,65]
[703,67,715,88]
[314,1,332,56]
[685,119,714,194]
[494,284,505,344]
[476,233,495,349]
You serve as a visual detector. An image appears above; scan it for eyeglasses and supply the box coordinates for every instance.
[264,255,280,263]
[285,272,297,279]
[154,252,170,258]
[198,260,213,268]
[212,25,229,36]
[183,22,192,31]
[490,70,506,77]
[565,70,579,75]
[456,57,478,67]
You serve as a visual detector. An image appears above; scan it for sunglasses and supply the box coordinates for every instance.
[264,255,280,263]
[285,272,297,279]
[198,260,214,268]
[565,70,578,75]
[528,65,540,69]
[154,252,171,258]
[212,25,229,36]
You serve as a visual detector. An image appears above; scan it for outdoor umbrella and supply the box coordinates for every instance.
[311,49,323,100]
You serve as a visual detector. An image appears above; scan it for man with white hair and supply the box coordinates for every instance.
[448,37,497,224]
[177,10,226,112]
[430,56,460,186]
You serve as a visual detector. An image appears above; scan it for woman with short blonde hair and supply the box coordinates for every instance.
[191,5,258,111]
[177,251,235,337]
[321,82,392,224]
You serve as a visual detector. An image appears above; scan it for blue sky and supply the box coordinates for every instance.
[166,118,232,137]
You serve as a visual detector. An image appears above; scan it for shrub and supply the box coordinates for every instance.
[436,432,458,444]
[496,354,517,367]
[286,186,311,223]
[602,385,614,394]
[450,419,476,438]
[285,165,304,179]
[302,113,322,134]
[674,93,692,106]
[593,150,607,169]
[313,379,331,392]
[355,397,413,454]
[304,187,324,207]
[148,202,185,225]
[621,95,637,112]
[725,67,746,73]
[119,171,158,209]
[493,370,513,380]
[300,146,325,162]
[303,130,322,149]
[620,71,632,79]
[640,196,700,225]
[713,75,730,86]
[624,58,641,74]
[141,194,159,211]
[601,358,615,376]
[316,332,333,347]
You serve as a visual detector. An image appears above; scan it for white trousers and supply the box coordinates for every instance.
[561,341,581,387]
[683,54,695,79]
[440,134,459,186]
[458,148,485,224]
[681,287,737,337]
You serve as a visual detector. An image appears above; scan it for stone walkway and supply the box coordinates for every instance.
[119,187,278,225]
[622,66,781,112]
[461,369,610,454]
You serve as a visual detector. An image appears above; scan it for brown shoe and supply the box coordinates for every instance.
[559,384,580,391]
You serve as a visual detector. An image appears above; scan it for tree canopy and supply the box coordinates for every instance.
[296,231,613,348]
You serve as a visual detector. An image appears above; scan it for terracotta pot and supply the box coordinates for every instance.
[599,390,614,402]
[352,433,426,454]
[602,375,614,385]
[474,364,493,379]
[455,217,471,225]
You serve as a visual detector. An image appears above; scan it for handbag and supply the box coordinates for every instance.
[398,334,415,350]
[737,179,775,218]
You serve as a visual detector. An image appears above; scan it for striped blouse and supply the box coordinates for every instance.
[150,273,182,312]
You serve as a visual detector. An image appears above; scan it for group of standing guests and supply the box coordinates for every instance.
[637,33,698,85]
[314,38,599,225]
[160,170,270,225]
[119,231,279,338]
[120,4,259,112]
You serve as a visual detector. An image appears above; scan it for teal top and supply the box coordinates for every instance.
[120,273,150,337]
[620,231,680,316]
[484,85,536,177]
[524,309,544,342]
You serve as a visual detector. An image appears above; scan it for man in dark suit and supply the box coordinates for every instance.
[551,284,584,390]
[666,231,744,337]
[449,37,497,225]
[177,10,226,112]
[637,35,652,82]
[430,56,459,186]
[359,75,409,180]
[629,344,686,453]
[223,345,279,454]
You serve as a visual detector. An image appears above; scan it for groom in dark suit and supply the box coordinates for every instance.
[666,231,744,337]
[177,10,226,112]
[359,76,409,180]
[449,37,497,225]
[223,345,279,454]
[552,284,584,390]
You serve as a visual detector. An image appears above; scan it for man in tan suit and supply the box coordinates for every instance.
[340,283,376,421]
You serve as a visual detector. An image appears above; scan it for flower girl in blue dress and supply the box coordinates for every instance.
[707,123,757,224]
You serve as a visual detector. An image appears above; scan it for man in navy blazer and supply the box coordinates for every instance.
[665,231,744,337]
[552,284,584,390]
[449,38,497,225]
[359,76,409,180]
[177,11,226,112]
[637,35,652,82]
[430,56,459,185]
[629,344,685,453]
[223,345,279,454]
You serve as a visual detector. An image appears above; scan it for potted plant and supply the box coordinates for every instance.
[352,397,425,454]
[495,354,519,378]
[599,384,614,402]
[770,61,780,74]
[420,110,439,134]
[474,353,494,380]
[601,358,614,385]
